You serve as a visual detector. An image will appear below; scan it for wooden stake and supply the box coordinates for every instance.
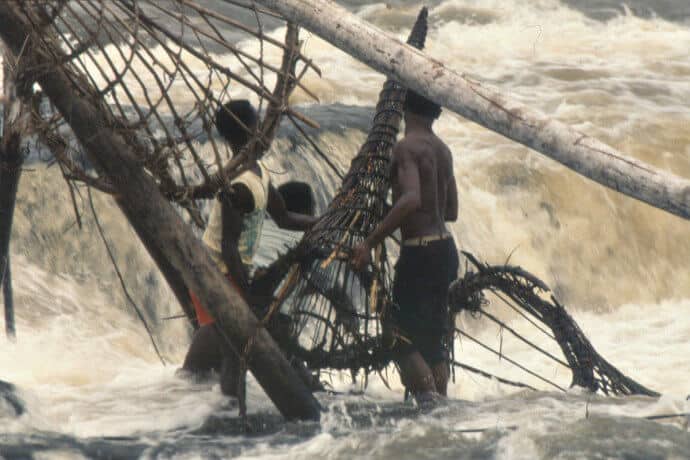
[0,47,26,340]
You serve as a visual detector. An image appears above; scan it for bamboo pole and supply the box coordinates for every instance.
[0,4,320,421]
[256,0,690,221]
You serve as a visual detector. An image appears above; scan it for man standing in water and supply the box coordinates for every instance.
[181,100,318,395]
[352,90,459,402]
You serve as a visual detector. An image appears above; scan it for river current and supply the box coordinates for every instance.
[1,1,689,458]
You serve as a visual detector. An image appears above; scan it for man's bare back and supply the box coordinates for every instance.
[351,89,459,402]
[391,131,457,240]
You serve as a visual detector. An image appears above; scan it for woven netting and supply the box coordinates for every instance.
[4,0,319,226]
[448,252,658,397]
[277,246,657,397]
[267,8,429,369]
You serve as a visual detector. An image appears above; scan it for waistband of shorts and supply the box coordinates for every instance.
[402,232,452,247]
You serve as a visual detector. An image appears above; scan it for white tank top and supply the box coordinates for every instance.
[202,162,271,273]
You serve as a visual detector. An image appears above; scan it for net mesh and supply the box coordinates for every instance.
[265,8,429,376]
[449,252,658,396]
[4,0,318,227]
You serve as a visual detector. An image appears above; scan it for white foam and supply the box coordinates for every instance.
[3,1,690,454]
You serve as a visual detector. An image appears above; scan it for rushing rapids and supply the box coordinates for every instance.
[1,1,689,458]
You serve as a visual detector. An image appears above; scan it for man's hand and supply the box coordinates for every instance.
[350,241,372,271]
[267,185,317,232]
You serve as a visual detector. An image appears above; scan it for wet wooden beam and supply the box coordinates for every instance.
[257,0,690,221]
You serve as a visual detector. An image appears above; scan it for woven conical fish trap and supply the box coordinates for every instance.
[272,8,429,374]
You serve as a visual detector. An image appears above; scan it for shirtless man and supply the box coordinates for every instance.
[351,90,459,402]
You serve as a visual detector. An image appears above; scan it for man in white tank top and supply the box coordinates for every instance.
[181,100,317,396]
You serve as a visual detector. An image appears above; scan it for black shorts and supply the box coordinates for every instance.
[389,237,459,366]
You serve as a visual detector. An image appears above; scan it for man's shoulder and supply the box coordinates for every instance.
[394,133,439,160]
[393,136,421,157]
[396,133,422,146]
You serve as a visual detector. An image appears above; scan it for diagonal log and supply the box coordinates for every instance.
[256,0,690,221]
[0,4,320,421]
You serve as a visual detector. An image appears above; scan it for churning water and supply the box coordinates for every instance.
[1,0,689,458]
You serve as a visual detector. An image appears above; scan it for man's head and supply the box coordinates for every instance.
[215,100,258,153]
[403,90,442,123]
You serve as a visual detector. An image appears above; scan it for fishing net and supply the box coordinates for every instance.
[2,0,319,226]
[257,6,656,397]
[262,8,429,376]
[448,252,658,397]
[1,2,656,398]
[277,246,658,397]
[0,0,322,328]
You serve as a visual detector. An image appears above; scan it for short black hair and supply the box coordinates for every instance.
[215,100,258,146]
[403,89,442,120]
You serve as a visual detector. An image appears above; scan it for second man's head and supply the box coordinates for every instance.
[215,100,258,154]
[403,89,441,125]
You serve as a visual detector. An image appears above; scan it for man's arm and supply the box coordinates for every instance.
[351,142,421,270]
[267,184,318,231]
[220,185,253,292]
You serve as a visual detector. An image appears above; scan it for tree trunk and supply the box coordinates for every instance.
[126,228,198,330]
[0,50,25,340]
[257,0,690,221]
[0,5,320,421]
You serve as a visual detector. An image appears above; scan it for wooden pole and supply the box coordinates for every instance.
[256,0,690,221]
[0,48,25,340]
[0,4,320,420]
[3,257,14,339]
[126,228,198,330]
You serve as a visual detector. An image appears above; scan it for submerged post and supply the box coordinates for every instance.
[0,4,320,420]
[3,259,14,339]
[257,0,690,221]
